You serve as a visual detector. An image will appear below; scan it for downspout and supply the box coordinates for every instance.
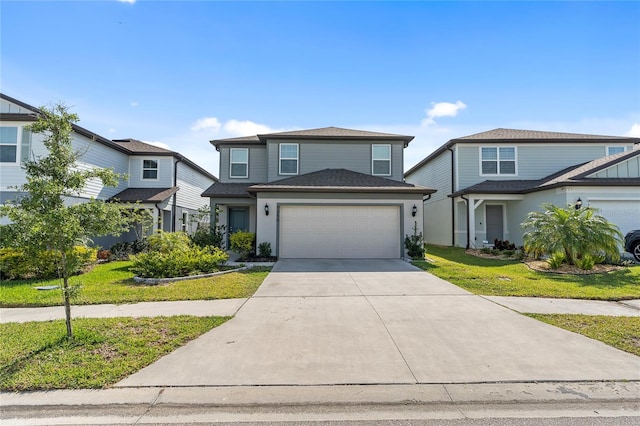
[447,146,455,246]
[172,156,183,232]
[156,204,163,233]
[460,194,470,249]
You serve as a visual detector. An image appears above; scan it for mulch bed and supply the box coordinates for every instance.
[465,249,623,275]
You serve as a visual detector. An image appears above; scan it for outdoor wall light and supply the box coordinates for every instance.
[412,204,417,217]
[264,203,269,216]
[575,198,582,210]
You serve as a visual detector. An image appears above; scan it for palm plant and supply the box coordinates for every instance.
[521,203,623,266]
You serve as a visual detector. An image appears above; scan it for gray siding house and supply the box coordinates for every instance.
[404,128,640,248]
[203,127,435,258]
[0,93,216,245]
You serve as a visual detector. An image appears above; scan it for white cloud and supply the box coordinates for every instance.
[130,101,139,107]
[626,123,640,137]
[143,140,171,150]
[118,0,136,4]
[223,120,277,137]
[108,128,116,134]
[421,101,467,127]
[191,117,221,133]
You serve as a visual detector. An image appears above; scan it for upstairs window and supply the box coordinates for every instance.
[230,148,248,178]
[279,143,298,175]
[607,146,626,156]
[372,144,391,176]
[142,159,158,179]
[0,127,18,163]
[481,147,516,175]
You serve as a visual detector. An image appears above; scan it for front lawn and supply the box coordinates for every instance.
[526,314,640,357]
[413,245,640,300]
[0,316,228,391]
[0,261,271,307]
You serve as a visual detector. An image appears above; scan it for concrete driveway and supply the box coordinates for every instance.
[117,259,640,387]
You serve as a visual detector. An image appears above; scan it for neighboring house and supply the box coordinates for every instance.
[404,128,640,248]
[202,127,435,258]
[0,93,216,246]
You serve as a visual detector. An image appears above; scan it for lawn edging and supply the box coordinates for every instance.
[132,262,276,285]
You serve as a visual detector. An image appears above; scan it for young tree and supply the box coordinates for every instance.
[0,103,131,339]
[521,203,623,266]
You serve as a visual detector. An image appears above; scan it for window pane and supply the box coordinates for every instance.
[0,146,17,162]
[280,159,297,174]
[372,145,390,160]
[0,127,18,143]
[481,147,497,161]
[607,146,625,155]
[143,159,158,169]
[230,163,247,177]
[231,149,248,162]
[373,160,390,175]
[482,161,497,174]
[499,147,515,160]
[20,129,32,164]
[500,161,515,174]
[280,144,297,159]
[143,169,158,179]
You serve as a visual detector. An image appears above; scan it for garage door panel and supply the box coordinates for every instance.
[279,205,401,259]
[589,200,640,236]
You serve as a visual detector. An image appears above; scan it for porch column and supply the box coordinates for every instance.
[468,198,484,249]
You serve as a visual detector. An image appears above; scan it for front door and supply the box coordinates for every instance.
[486,205,504,243]
[228,207,249,244]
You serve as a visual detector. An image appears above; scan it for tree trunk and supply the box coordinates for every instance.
[61,252,73,339]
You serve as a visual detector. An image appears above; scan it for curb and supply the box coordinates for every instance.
[3,381,639,408]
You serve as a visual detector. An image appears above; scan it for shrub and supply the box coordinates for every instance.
[230,231,256,260]
[547,252,565,270]
[480,247,492,254]
[575,254,596,271]
[0,246,96,280]
[190,225,226,249]
[257,242,272,258]
[97,250,110,260]
[109,239,148,260]
[494,239,516,251]
[129,232,229,278]
[404,222,425,259]
[502,249,515,257]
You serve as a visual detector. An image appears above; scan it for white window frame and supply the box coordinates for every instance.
[142,159,159,180]
[0,126,19,165]
[372,144,391,176]
[279,143,299,175]
[480,146,517,176]
[229,148,249,178]
[606,146,626,156]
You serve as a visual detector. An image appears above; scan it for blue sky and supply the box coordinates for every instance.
[2,1,639,176]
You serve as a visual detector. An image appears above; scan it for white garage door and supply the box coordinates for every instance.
[589,200,640,236]
[279,205,401,258]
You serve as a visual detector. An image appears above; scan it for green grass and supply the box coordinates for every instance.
[412,245,640,300]
[526,314,640,357]
[0,261,271,307]
[0,316,228,390]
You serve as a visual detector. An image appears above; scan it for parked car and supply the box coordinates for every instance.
[624,230,640,262]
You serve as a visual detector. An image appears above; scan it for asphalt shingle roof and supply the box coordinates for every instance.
[110,187,179,203]
[112,139,174,154]
[211,127,414,149]
[247,169,435,195]
[201,183,255,198]
[454,128,635,141]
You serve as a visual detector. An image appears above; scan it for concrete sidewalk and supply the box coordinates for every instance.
[2,296,638,324]
[0,299,247,323]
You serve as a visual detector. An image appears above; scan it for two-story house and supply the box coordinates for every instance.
[202,127,435,258]
[0,93,216,246]
[405,128,640,248]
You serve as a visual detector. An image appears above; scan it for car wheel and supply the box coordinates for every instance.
[633,242,640,262]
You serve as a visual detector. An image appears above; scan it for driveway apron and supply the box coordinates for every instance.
[117,259,640,387]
